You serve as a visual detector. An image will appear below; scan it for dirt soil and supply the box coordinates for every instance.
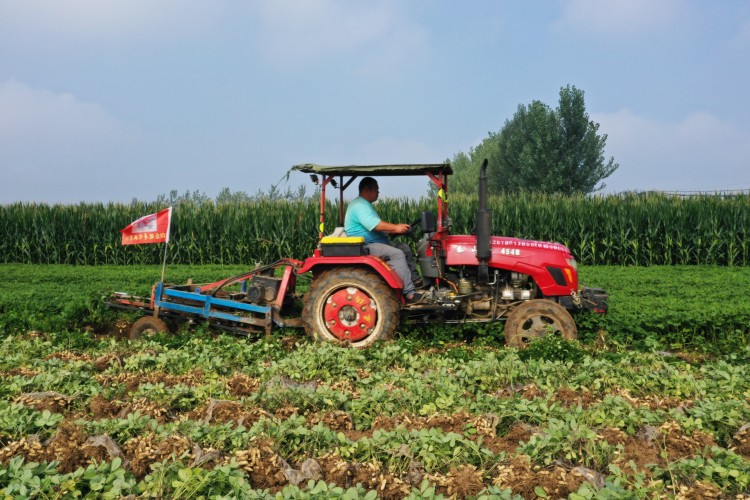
[493,455,585,498]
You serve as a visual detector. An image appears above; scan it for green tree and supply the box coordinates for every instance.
[555,86,619,193]
[446,137,500,195]
[155,189,211,206]
[451,85,618,195]
[215,187,251,204]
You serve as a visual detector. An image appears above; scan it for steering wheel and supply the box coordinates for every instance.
[404,217,421,238]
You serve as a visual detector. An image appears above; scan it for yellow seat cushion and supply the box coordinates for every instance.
[320,236,365,245]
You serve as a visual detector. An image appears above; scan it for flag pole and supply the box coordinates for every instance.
[160,239,169,283]
[160,207,172,283]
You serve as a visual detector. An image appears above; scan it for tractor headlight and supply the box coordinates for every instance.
[564,257,577,285]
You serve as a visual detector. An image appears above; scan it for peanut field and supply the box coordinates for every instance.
[0,264,749,498]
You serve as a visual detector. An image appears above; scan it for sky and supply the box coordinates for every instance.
[1,0,749,204]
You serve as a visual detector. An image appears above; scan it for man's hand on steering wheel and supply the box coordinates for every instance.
[403,217,421,238]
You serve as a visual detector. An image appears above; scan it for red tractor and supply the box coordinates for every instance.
[109,161,607,348]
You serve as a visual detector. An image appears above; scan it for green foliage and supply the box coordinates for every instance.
[176,421,254,452]
[59,457,136,499]
[571,462,663,498]
[276,480,377,499]
[674,398,750,446]
[3,261,749,362]
[136,460,253,499]
[516,335,586,363]
[0,403,64,443]
[519,417,619,471]
[215,184,313,205]
[578,266,750,353]
[451,85,618,196]
[82,412,157,443]
[653,447,750,494]
[0,457,137,499]
[583,396,664,435]
[0,198,321,265]
[5,263,750,354]
[153,189,211,207]
[0,458,63,498]
[336,426,502,474]
[3,190,750,266]
[0,264,252,335]
[444,135,500,196]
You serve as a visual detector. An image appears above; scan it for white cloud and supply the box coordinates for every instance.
[0,80,137,203]
[556,0,680,35]
[0,0,221,41]
[593,109,750,192]
[0,80,127,143]
[252,0,427,74]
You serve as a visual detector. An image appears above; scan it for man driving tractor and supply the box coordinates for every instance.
[344,176,425,303]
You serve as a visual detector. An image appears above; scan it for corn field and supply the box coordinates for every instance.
[1,192,748,266]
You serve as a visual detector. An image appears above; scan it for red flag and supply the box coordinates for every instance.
[120,207,172,245]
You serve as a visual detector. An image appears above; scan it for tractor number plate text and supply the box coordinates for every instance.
[499,248,521,256]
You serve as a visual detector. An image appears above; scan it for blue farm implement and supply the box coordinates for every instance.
[107,260,304,338]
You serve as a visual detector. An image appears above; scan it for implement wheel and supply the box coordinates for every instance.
[129,316,169,340]
[504,299,577,348]
[302,268,400,348]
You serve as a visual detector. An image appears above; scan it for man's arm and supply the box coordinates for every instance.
[374,221,410,234]
[349,198,410,236]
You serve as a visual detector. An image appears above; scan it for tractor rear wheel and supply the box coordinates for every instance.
[129,316,169,340]
[504,299,577,348]
[302,268,400,348]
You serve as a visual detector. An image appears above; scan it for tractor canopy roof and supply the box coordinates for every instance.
[292,163,453,177]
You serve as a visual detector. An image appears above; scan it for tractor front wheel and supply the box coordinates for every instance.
[302,268,400,348]
[129,316,170,340]
[504,299,577,347]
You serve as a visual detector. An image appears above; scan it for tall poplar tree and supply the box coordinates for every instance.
[451,85,619,195]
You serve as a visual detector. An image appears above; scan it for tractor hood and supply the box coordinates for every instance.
[443,235,572,264]
[442,235,578,295]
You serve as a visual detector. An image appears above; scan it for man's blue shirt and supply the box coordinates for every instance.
[344,196,389,244]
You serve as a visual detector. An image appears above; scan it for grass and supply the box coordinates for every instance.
[2,263,748,354]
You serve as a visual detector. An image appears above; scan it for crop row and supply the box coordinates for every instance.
[1,264,749,353]
[2,191,749,266]
[0,333,749,498]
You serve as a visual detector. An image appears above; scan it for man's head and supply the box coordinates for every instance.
[359,177,379,202]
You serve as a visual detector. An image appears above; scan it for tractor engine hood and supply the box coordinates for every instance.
[442,235,578,294]
[444,235,572,263]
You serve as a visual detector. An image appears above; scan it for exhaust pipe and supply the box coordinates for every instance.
[476,159,492,283]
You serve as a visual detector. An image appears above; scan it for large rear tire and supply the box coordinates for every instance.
[302,268,400,348]
[129,316,170,340]
[504,299,577,348]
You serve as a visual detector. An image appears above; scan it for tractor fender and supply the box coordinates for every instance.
[297,255,404,290]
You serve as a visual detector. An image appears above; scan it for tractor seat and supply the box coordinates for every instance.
[318,228,389,260]
[319,231,369,256]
